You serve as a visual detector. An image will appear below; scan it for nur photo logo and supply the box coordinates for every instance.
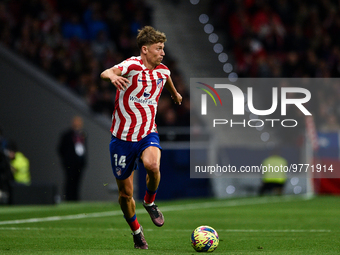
[195,80,312,128]
[196,82,222,115]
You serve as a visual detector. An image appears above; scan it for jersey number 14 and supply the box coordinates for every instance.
[113,154,126,168]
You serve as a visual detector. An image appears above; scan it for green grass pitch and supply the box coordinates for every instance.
[0,195,339,254]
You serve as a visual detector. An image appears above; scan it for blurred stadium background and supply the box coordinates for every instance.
[0,0,340,204]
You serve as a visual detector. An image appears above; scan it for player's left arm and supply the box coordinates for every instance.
[164,76,182,105]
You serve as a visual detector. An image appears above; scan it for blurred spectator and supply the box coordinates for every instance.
[62,14,87,40]
[0,150,13,204]
[0,127,8,152]
[259,149,287,196]
[0,129,13,203]
[91,30,116,61]
[91,88,115,117]
[7,140,31,185]
[320,114,340,133]
[84,5,109,41]
[58,116,87,201]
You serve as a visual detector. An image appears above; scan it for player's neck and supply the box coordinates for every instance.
[140,55,156,70]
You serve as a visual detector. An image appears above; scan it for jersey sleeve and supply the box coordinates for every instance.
[156,63,171,79]
[113,59,130,76]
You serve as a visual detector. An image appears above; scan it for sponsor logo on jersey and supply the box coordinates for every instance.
[129,96,157,105]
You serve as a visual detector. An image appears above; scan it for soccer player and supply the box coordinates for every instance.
[100,26,182,249]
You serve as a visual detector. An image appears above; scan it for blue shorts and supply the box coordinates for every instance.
[109,132,162,180]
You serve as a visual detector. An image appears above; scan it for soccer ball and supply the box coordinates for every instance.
[191,225,219,252]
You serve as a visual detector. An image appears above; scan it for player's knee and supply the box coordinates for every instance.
[144,160,160,174]
[143,158,159,172]
[118,190,133,202]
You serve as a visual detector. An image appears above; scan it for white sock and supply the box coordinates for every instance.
[133,227,141,235]
[143,201,155,206]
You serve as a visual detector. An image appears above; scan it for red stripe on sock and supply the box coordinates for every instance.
[127,217,140,232]
[144,190,157,204]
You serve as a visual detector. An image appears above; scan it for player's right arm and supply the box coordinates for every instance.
[100,67,130,91]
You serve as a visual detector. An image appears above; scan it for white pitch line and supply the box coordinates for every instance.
[215,229,332,233]
[0,227,332,233]
[0,210,123,225]
[0,195,309,226]
[122,228,333,233]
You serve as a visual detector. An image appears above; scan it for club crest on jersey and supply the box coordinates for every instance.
[157,78,164,88]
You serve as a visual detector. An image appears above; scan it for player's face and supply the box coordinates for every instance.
[145,42,165,68]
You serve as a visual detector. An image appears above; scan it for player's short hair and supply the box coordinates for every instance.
[136,26,167,49]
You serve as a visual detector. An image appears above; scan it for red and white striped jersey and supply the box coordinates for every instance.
[110,56,170,141]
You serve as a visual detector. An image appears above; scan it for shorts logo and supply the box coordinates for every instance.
[116,167,122,176]
[150,142,159,145]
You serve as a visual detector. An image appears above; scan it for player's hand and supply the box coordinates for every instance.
[110,75,130,91]
[171,92,182,105]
